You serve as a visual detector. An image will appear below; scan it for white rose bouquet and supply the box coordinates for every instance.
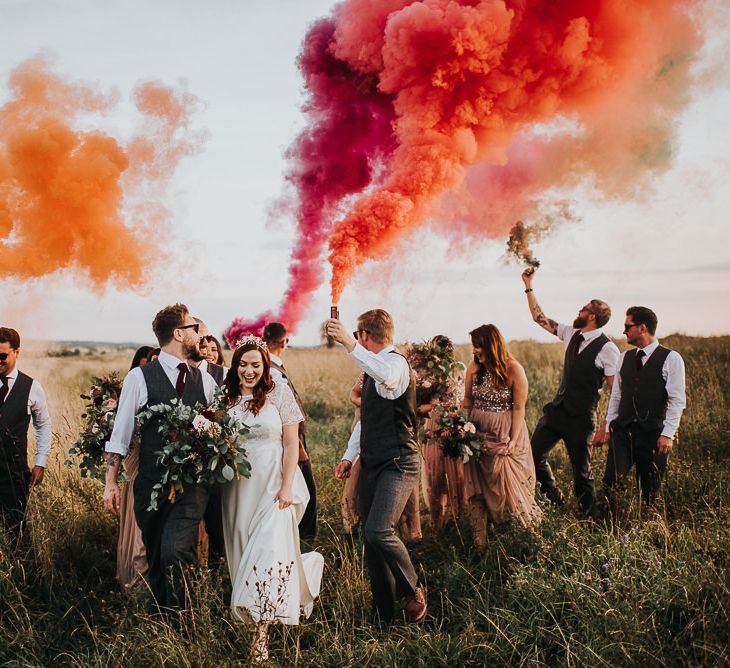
[139,393,252,510]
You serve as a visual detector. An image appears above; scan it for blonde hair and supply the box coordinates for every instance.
[357,309,394,344]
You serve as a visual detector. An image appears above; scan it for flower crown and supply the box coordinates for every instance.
[235,334,268,353]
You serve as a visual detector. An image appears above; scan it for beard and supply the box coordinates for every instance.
[183,340,205,363]
[573,315,588,329]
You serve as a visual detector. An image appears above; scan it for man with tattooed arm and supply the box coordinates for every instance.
[521,269,619,516]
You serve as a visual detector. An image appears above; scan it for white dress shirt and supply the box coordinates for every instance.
[343,420,361,463]
[268,353,289,386]
[556,323,620,376]
[349,343,410,400]
[605,340,686,439]
[106,351,217,457]
[2,368,53,467]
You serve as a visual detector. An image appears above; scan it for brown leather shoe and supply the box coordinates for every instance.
[405,584,427,623]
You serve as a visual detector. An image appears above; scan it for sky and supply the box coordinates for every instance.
[1,0,729,347]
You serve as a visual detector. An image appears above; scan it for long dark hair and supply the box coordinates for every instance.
[469,324,511,388]
[223,343,274,416]
[129,345,154,370]
[209,336,225,365]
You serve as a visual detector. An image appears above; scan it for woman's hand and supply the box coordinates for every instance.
[504,439,517,456]
[276,485,293,509]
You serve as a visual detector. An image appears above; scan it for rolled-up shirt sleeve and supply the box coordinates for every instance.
[605,352,624,433]
[598,342,621,377]
[349,344,410,399]
[105,368,146,457]
[662,351,686,439]
[343,421,361,462]
[29,380,53,467]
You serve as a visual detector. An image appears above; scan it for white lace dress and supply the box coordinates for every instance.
[222,382,324,624]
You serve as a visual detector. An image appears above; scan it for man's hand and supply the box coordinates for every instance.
[335,459,353,480]
[325,319,357,352]
[592,430,609,447]
[657,435,674,455]
[103,481,121,514]
[521,267,535,289]
[29,465,45,488]
[592,420,610,446]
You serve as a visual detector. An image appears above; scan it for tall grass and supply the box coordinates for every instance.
[1,337,728,666]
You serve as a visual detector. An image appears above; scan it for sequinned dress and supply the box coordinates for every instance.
[464,371,541,528]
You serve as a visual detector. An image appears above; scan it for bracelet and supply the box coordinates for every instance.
[524,288,533,293]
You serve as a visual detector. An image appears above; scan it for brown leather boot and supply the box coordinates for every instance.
[405,584,427,623]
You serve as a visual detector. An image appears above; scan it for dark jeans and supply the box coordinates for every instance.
[603,425,668,506]
[0,468,30,542]
[134,480,209,610]
[204,485,225,569]
[359,452,421,622]
[298,457,317,539]
[531,404,596,514]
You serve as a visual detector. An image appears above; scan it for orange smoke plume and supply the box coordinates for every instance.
[0,57,203,287]
[325,0,706,301]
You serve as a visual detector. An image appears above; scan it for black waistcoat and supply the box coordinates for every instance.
[136,360,206,488]
[552,333,609,417]
[206,362,225,386]
[0,371,33,475]
[616,346,671,432]
[360,351,419,469]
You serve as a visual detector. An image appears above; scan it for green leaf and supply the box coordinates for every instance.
[221,464,234,481]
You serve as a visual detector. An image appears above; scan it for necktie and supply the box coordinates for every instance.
[0,376,8,409]
[176,362,188,397]
[570,332,584,363]
[635,349,646,373]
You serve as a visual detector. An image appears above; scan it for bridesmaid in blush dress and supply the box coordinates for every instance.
[116,345,152,591]
[462,325,541,546]
[417,336,467,531]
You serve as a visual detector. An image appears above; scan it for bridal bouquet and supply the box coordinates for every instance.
[67,372,124,479]
[406,339,460,407]
[432,408,482,463]
[139,395,252,510]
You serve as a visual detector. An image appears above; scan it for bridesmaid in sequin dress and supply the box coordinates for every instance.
[462,325,541,545]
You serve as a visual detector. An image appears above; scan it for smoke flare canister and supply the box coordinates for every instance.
[331,305,339,320]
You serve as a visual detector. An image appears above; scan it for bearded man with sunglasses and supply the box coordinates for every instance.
[522,269,620,516]
[0,327,52,539]
[103,304,217,612]
[602,306,686,508]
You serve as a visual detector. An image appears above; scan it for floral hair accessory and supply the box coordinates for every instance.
[235,334,268,353]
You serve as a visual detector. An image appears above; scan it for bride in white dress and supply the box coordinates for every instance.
[221,335,323,661]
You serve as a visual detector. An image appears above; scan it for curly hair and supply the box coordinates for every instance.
[223,342,274,416]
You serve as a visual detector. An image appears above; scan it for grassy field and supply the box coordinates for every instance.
[1,336,728,666]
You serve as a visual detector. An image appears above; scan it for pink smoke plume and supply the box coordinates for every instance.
[227,0,708,343]
[0,56,204,288]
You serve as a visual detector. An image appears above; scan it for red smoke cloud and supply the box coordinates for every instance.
[0,57,203,287]
[226,0,706,342]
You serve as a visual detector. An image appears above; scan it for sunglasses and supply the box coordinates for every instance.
[579,306,595,315]
[199,335,213,343]
[352,329,371,340]
[178,323,200,334]
[623,323,640,333]
[0,352,11,361]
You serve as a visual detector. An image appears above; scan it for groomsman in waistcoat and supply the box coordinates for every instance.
[522,270,620,515]
[263,322,317,539]
[602,306,686,507]
[0,327,52,540]
[103,304,217,611]
[191,318,226,567]
[327,310,426,624]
